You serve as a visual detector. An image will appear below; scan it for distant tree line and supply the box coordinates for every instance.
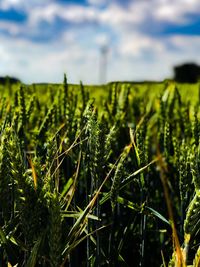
[0,76,20,85]
[174,63,200,83]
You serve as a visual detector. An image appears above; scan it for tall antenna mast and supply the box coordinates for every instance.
[99,44,108,84]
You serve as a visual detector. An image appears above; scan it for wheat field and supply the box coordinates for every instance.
[0,77,200,266]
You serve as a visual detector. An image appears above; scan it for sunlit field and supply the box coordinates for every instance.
[0,78,200,266]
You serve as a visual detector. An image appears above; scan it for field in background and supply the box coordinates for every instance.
[0,78,200,266]
[1,79,199,103]
[28,81,200,102]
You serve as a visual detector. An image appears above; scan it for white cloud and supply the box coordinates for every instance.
[116,33,165,57]
[7,0,199,42]
[169,35,200,56]
[0,0,52,10]
[94,34,110,47]
[28,4,99,26]
[0,0,24,9]
[27,2,145,30]
[87,0,108,6]
[109,34,200,82]
[99,3,145,27]
[0,21,22,35]
[152,0,200,24]
[1,0,200,27]
[0,34,99,83]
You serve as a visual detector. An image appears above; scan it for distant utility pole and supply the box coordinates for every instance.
[99,44,109,84]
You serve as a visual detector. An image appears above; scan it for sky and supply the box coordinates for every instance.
[0,0,200,84]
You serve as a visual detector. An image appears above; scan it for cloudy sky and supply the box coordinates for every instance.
[0,0,200,84]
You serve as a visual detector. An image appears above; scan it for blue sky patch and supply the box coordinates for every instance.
[162,19,200,35]
[0,8,26,23]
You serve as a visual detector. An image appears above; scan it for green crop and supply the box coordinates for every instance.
[0,78,200,266]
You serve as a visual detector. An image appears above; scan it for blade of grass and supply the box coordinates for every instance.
[158,154,186,267]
